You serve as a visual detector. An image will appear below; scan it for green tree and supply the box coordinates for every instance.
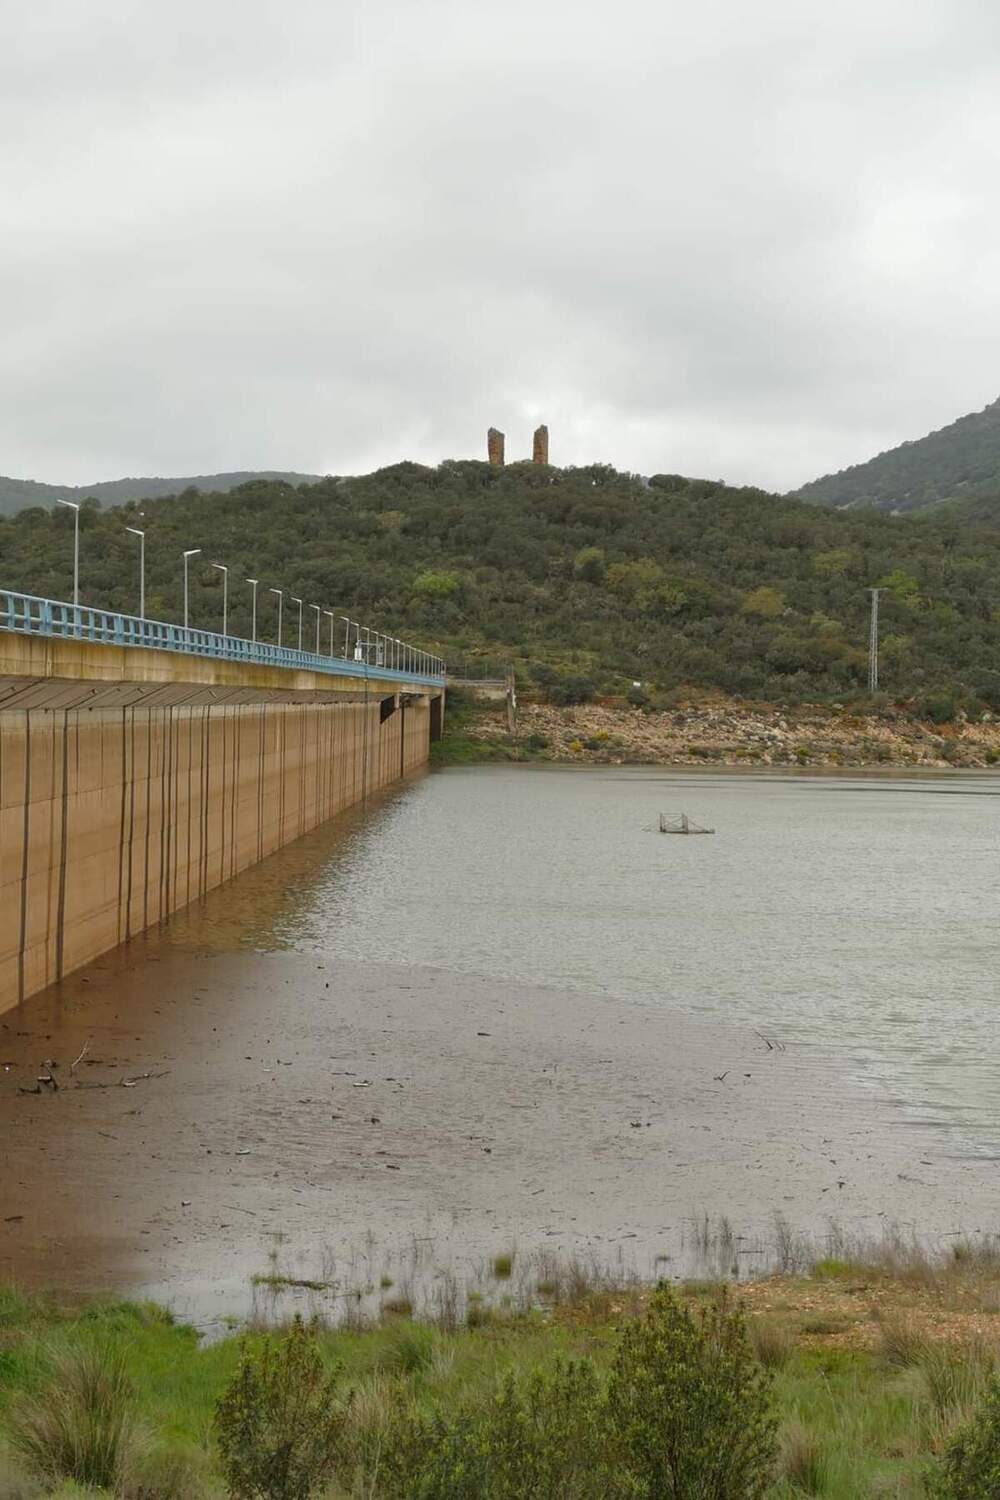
[812,548,853,576]
[413,569,462,598]
[606,1283,777,1498]
[214,1318,350,1500]
[573,547,607,584]
[740,586,785,618]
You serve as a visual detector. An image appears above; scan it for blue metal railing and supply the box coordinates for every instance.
[0,590,446,687]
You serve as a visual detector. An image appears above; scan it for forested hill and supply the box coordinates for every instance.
[795,398,1000,515]
[0,470,321,518]
[3,461,1000,712]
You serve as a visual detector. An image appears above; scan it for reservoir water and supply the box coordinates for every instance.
[2,765,999,1319]
[181,764,1000,1153]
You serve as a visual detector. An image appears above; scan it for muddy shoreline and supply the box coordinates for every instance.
[2,938,997,1327]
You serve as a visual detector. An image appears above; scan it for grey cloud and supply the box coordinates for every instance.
[3,0,1000,488]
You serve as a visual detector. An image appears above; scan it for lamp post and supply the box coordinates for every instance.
[291,596,303,652]
[268,588,283,647]
[323,609,335,656]
[56,499,80,607]
[125,525,145,618]
[310,603,321,655]
[183,548,201,629]
[210,563,228,636]
[246,578,258,642]
[340,616,351,658]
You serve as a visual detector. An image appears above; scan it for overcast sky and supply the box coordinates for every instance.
[3,0,1000,491]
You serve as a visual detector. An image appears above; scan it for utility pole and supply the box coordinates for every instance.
[867,587,881,693]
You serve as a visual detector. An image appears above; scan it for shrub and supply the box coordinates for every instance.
[748,1317,794,1369]
[918,692,957,724]
[928,1374,1000,1496]
[412,569,461,599]
[5,1344,136,1492]
[492,1252,515,1280]
[213,1317,350,1500]
[878,1314,929,1369]
[379,1360,609,1499]
[524,733,549,751]
[605,1283,777,1498]
[547,675,597,705]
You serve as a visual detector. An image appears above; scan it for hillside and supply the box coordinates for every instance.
[794,397,1000,515]
[0,469,322,518]
[2,462,1000,711]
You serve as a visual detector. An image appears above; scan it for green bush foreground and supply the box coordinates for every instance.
[0,1279,996,1498]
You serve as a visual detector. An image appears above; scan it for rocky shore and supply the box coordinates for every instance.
[465,699,1000,769]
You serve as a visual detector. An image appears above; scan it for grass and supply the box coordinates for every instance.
[429,698,514,766]
[5,1233,1000,1496]
[4,1345,135,1492]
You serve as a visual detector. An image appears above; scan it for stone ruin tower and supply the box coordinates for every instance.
[487,427,505,466]
[532,424,549,465]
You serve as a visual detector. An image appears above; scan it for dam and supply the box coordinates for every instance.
[0,590,445,1013]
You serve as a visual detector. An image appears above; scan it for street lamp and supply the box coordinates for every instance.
[210,563,228,636]
[182,548,201,629]
[323,609,335,656]
[340,616,351,658]
[56,499,80,607]
[125,525,145,619]
[246,578,258,642]
[291,596,303,651]
[310,603,321,655]
[268,588,283,647]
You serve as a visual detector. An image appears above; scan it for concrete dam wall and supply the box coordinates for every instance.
[0,691,435,1014]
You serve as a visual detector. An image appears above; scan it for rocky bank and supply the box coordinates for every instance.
[465,699,1000,769]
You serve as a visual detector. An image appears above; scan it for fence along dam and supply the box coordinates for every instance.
[0,592,445,1014]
